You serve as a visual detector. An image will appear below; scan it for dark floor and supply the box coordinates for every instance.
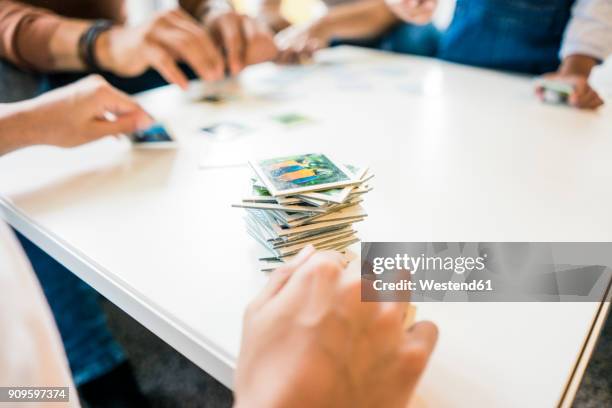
[101,299,611,407]
[102,299,233,408]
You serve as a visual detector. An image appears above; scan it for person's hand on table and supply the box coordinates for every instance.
[204,9,278,75]
[275,22,330,65]
[536,55,604,110]
[96,9,226,90]
[385,0,438,25]
[234,247,438,408]
[2,75,152,154]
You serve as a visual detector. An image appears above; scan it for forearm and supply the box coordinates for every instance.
[0,103,38,155]
[0,1,90,71]
[314,0,398,41]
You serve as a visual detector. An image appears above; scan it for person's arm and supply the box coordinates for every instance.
[540,0,612,109]
[0,0,90,71]
[560,0,612,66]
[313,0,398,43]
[178,0,278,75]
[0,75,151,156]
[275,0,398,64]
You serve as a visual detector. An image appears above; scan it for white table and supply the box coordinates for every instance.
[1,47,610,407]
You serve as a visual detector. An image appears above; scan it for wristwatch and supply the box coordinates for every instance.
[78,20,114,72]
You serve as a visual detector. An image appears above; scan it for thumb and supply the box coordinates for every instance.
[90,111,153,139]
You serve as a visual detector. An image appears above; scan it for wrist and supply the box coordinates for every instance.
[94,28,115,72]
[310,17,332,43]
[0,102,42,154]
[559,54,599,77]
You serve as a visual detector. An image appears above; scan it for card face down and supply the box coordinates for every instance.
[130,123,176,148]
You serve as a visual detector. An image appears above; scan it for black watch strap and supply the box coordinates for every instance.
[78,20,113,72]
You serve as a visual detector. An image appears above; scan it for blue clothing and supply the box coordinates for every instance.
[0,60,43,102]
[14,231,126,386]
[382,0,576,75]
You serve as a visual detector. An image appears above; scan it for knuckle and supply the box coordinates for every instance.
[401,342,431,372]
[153,13,168,26]
[342,277,362,298]
[143,30,156,43]
[375,307,401,332]
[305,253,343,281]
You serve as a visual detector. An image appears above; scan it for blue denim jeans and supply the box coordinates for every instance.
[1,59,126,386]
[14,231,126,386]
[381,0,575,75]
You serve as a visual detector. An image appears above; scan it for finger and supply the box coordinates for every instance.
[147,43,189,89]
[405,8,434,24]
[248,245,316,310]
[242,15,278,65]
[167,12,226,79]
[568,79,589,106]
[90,111,152,139]
[405,320,439,353]
[399,320,438,380]
[157,25,223,82]
[279,250,346,300]
[217,14,245,76]
[580,89,604,110]
[97,83,151,119]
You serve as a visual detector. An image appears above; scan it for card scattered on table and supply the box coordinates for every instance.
[129,122,177,148]
[233,153,373,271]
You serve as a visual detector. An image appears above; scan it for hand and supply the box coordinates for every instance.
[96,9,225,89]
[234,247,438,408]
[536,72,604,110]
[275,22,329,65]
[385,0,437,25]
[22,75,152,148]
[205,10,278,75]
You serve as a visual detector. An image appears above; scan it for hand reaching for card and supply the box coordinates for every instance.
[536,73,604,110]
[205,9,278,75]
[1,75,152,154]
[385,0,438,25]
[536,55,605,110]
[275,23,329,65]
[234,247,438,408]
[95,9,278,89]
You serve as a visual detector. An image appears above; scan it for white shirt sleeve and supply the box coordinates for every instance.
[0,222,79,407]
[560,0,612,61]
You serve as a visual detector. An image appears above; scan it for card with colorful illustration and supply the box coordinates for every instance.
[129,122,177,148]
[249,153,359,197]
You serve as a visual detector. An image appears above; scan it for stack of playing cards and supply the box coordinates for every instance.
[233,153,373,271]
